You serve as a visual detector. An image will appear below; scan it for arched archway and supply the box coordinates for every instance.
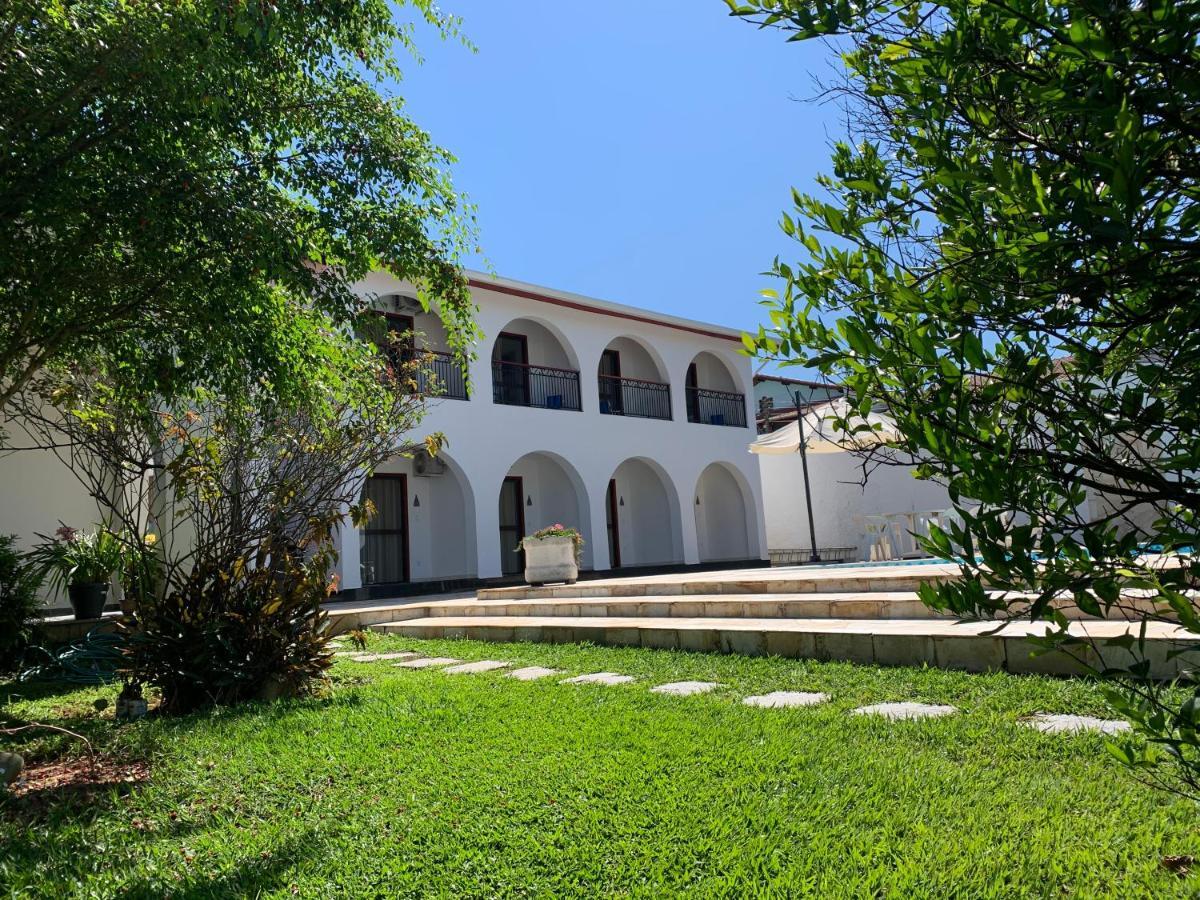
[360,450,476,585]
[499,451,592,574]
[694,462,753,562]
[597,336,672,420]
[492,317,582,411]
[684,351,747,427]
[604,457,683,568]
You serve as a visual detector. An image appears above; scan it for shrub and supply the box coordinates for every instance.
[0,535,43,672]
[124,543,336,713]
[16,343,436,713]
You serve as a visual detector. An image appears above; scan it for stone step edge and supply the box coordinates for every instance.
[370,616,1194,679]
[476,574,956,601]
[327,591,1171,631]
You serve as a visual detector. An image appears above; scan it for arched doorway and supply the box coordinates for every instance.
[499,452,592,575]
[694,462,752,562]
[684,351,747,427]
[360,450,476,585]
[605,458,683,568]
[491,317,582,411]
[596,336,671,420]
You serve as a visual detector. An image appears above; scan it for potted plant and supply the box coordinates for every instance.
[28,524,126,620]
[520,524,584,586]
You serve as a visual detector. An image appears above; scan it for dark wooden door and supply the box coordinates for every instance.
[599,349,623,415]
[606,478,621,568]
[685,362,700,422]
[498,476,526,575]
[361,474,409,584]
[495,332,530,405]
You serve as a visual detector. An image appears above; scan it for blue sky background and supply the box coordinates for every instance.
[399,2,844,359]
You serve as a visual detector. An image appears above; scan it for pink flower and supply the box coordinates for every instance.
[553,523,563,530]
[55,524,79,543]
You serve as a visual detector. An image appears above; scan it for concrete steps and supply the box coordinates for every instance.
[475,563,960,601]
[344,561,1190,678]
[372,614,1196,678]
[329,590,1169,633]
[425,592,947,620]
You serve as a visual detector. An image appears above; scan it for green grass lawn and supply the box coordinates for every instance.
[2,633,1197,898]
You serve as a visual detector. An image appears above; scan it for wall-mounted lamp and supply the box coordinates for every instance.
[412,495,420,508]
[526,496,533,507]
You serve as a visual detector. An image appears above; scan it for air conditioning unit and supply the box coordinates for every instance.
[412,448,446,477]
[381,293,424,316]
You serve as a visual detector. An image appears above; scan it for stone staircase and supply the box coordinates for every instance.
[352,563,1196,678]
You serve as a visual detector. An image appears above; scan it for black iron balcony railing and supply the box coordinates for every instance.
[685,386,747,428]
[412,349,469,400]
[492,360,582,411]
[388,348,468,400]
[598,374,672,420]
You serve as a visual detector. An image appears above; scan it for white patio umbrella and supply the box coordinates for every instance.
[749,397,901,563]
[750,397,901,456]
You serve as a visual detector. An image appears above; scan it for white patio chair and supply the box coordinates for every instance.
[863,515,897,561]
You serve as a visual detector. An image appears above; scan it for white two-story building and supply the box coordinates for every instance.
[0,272,767,606]
[338,271,767,597]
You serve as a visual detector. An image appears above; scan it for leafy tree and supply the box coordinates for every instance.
[13,342,436,710]
[731,0,1200,793]
[0,0,477,418]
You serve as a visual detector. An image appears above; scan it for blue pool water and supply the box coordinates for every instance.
[786,557,957,570]
[788,545,1191,570]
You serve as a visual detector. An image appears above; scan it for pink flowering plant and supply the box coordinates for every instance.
[522,523,584,563]
[28,522,126,594]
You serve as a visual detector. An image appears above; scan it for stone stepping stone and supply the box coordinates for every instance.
[392,657,461,669]
[852,702,958,721]
[651,681,722,697]
[507,666,563,681]
[560,672,636,686]
[1021,714,1131,735]
[349,652,419,663]
[441,660,510,675]
[743,691,829,709]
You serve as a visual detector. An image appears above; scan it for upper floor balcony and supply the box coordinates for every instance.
[407,348,469,401]
[685,352,747,428]
[369,300,469,401]
[597,336,672,420]
[491,320,582,411]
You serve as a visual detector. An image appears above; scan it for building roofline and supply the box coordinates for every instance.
[465,271,744,344]
[753,372,843,390]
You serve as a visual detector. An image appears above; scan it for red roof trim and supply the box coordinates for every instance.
[467,277,740,343]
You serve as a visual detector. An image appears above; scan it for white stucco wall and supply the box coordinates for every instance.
[603,337,664,383]
[695,462,753,561]
[0,437,100,605]
[611,457,681,566]
[758,451,952,559]
[338,270,768,586]
[690,351,737,392]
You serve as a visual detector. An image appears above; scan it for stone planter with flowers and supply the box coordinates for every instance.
[521,524,584,586]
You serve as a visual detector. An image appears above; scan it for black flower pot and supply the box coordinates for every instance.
[67,582,109,620]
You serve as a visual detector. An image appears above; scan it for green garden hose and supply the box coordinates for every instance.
[18,628,127,685]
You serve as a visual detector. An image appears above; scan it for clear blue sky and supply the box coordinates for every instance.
[400,1,844,344]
